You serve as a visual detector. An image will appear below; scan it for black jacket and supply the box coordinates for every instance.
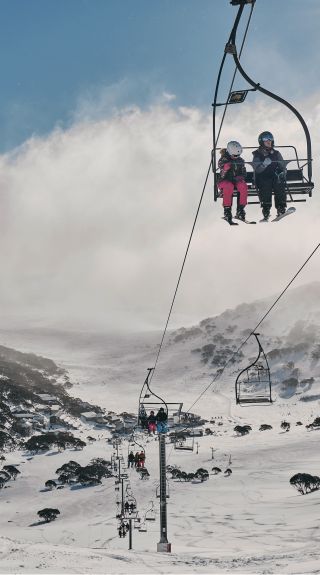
[252,146,286,179]
[156,409,168,423]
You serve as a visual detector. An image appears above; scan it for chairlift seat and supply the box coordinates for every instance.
[174,444,194,451]
[244,170,313,204]
[237,396,272,405]
[213,146,314,204]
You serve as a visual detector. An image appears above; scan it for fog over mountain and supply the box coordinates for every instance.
[1,281,320,415]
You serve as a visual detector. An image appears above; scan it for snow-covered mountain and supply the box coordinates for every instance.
[1,281,320,415]
[164,280,320,405]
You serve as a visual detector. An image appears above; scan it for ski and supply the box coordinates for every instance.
[221,217,238,226]
[234,216,256,225]
[271,207,296,222]
[259,217,269,223]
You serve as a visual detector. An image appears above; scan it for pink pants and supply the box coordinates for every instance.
[148,423,156,434]
[218,178,248,208]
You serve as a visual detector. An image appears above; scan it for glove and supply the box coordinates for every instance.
[276,171,286,181]
[262,157,272,167]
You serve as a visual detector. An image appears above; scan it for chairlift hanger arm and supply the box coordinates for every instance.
[235,332,272,405]
[227,10,313,182]
[212,1,253,184]
[138,368,169,424]
[253,333,271,374]
[235,332,264,383]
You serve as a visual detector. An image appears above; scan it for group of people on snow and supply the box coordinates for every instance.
[218,131,287,224]
[128,450,146,468]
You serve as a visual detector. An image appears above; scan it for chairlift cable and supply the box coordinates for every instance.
[148,161,212,389]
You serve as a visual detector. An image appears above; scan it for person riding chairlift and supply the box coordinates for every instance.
[252,131,287,222]
[218,140,248,225]
[147,410,157,434]
[156,407,168,433]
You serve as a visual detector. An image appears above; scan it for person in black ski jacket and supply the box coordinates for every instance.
[128,451,135,468]
[156,407,168,433]
[252,131,287,221]
[138,404,148,429]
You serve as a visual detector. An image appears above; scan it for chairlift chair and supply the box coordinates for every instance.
[212,2,314,207]
[235,333,272,405]
[138,521,147,533]
[174,434,194,452]
[138,368,182,430]
[213,146,314,205]
[145,501,156,521]
[125,494,137,508]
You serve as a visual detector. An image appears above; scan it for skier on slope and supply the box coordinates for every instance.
[252,131,287,222]
[218,141,248,225]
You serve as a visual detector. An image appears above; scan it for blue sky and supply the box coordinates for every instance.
[1,0,319,153]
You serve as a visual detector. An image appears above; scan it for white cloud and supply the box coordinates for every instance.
[0,95,318,331]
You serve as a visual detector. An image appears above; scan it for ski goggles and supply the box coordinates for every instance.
[261,135,273,142]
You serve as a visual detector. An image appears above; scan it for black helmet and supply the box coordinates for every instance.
[258,131,274,146]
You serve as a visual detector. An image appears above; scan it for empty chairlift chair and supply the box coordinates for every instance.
[235,333,272,405]
[174,432,194,452]
[144,501,156,522]
[138,520,147,533]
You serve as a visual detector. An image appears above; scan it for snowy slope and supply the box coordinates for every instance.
[1,282,320,573]
[0,411,320,574]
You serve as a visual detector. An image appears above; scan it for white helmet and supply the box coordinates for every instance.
[227,141,242,157]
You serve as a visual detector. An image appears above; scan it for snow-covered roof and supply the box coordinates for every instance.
[80,412,99,419]
[36,394,58,402]
[49,404,62,411]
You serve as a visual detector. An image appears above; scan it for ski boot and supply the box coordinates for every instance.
[276,206,286,218]
[235,206,246,222]
[260,206,270,223]
[223,206,238,226]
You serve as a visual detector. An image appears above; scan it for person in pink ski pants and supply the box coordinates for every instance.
[218,141,248,225]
